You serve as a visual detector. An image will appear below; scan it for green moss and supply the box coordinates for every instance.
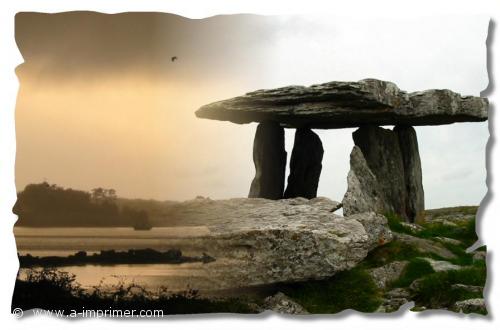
[386,211,478,248]
[391,258,435,288]
[386,213,415,235]
[412,265,486,310]
[362,240,441,268]
[417,220,478,247]
[278,268,382,314]
[438,242,475,266]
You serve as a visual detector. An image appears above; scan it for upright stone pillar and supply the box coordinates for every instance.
[284,128,324,199]
[352,125,408,220]
[394,125,425,222]
[248,122,287,199]
[343,146,385,216]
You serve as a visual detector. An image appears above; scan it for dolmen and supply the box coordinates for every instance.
[196,79,488,222]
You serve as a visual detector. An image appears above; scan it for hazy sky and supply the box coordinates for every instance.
[15,12,489,208]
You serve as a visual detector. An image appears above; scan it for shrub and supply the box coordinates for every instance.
[12,269,255,315]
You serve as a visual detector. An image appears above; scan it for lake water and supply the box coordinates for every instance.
[14,227,225,294]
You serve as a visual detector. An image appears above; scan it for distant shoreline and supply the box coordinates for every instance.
[18,248,216,268]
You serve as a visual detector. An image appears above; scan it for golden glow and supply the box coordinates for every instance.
[16,72,257,200]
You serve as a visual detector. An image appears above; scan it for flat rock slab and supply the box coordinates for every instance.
[196,79,488,128]
[394,233,456,259]
[162,197,392,289]
[421,258,462,272]
[452,298,487,314]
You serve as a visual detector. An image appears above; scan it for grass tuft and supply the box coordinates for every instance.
[411,266,486,311]
[391,258,435,288]
[278,268,382,314]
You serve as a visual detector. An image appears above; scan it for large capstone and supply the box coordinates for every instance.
[342,146,385,216]
[248,122,287,199]
[352,125,408,219]
[196,79,488,128]
[284,128,323,199]
[153,197,392,289]
[394,125,425,221]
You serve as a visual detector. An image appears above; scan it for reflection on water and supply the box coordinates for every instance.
[15,226,210,256]
[20,262,224,292]
[15,226,218,293]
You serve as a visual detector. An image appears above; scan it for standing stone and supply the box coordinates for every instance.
[248,122,287,199]
[284,128,323,199]
[352,126,408,220]
[343,146,385,216]
[394,125,425,222]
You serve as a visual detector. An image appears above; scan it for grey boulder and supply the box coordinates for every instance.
[166,197,392,289]
[452,298,487,315]
[263,292,308,314]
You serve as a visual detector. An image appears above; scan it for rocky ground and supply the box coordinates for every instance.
[254,205,487,315]
[13,202,486,316]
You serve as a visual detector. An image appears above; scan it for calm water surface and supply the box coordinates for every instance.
[15,227,220,293]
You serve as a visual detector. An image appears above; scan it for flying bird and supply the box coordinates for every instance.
[171,56,178,62]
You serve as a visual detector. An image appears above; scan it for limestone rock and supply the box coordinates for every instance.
[342,146,385,216]
[394,233,456,259]
[284,128,323,199]
[399,222,424,234]
[248,122,287,199]
[377,298,410,313]
[377,288,412,313]
[386,288,412,299]
[368,261,409,289]
[473,251,487,262]
[424,206,478,223]
[452,298,487,315]
[263,292,308,314]
[395,125,425,221]
[451,284,483,294]
[163,198,392,289]
[421,258,462,272]
[352,126,408,218]
[434,237,462,246]
[345,125,424,222]
[196,79,488,128]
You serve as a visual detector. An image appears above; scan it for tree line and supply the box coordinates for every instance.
[14,182,150,228]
